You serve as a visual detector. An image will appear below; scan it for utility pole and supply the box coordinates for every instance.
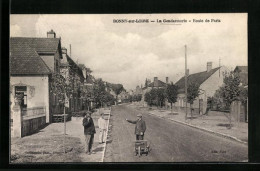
[219,57,221,77]
[185,45,188,121]
[70,44,71,57]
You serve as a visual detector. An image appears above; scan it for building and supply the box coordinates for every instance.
[234,66,248,86]
[10,30,63,137]
[78,64,95,110]
[10,30,63,122]
[141,77,168,105]
[174,62,229,114]
[117,90,130,103]
[60,47,85,112]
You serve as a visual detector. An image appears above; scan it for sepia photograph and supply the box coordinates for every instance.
[9,13,248,163]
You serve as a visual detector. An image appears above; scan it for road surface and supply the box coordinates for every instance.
[104,104,248,162]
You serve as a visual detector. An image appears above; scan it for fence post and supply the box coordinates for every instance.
[12,102,22,138]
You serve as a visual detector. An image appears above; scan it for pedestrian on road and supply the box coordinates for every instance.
[83,111,96,155]
[98,113,107,144]
[125,114,146,140]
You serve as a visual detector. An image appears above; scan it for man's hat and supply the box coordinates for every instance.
[137,114,142,117]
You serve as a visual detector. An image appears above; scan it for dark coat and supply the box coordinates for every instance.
[83,117,96,135]
[127,119,146,135]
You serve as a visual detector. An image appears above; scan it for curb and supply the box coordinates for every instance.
[147,112,248,145]
[101,107,111,162]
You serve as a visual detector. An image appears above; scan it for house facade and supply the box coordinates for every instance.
[174,62,229,114]
[10,30,64,137]
[10,30,63,124]
[141,77,168,105]
[60,47,85,113]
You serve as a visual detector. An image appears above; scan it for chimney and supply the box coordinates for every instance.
[154,77,158,87]
[62,47,67,55]
[207,62,212,72]
[186,69,189,76]
[47,29,56,38]
[166,77,169,84]
[61,47,67,61]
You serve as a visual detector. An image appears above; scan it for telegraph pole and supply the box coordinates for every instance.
[70,44,71,57]
[185,45,188,120]
[219,57,221,77]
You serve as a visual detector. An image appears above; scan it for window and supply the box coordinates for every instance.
[15,86,27,108]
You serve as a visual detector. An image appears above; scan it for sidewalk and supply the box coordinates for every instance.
[11,108,111,163]
[129,103,248,144]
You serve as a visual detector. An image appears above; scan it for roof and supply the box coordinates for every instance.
[11,37,61,53]
[147,80,166,88]
[66,55,85,79]
[175,67,221,92]
[10,38,55,75]
[234,66,248,73]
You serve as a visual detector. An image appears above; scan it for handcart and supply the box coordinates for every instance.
[134,140,150,157]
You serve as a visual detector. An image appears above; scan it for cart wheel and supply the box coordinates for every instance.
[138,146,141,157]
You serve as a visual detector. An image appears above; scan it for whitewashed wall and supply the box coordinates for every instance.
[10,75,50,123]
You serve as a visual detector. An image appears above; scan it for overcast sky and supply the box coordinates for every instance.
[10,14,247,90]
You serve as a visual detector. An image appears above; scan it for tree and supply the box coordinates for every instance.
[110,84,125,104]
[220,71,241,108]
[144,91,152,106]
[93,78,107,108]
[136,94,142,102]
[156,88,166,108]
[187,82,200,118]
[102,91,115,107]
[81,85,94,111]
[215,71,241,128]
[144,88,166,108]
[50,73,74,113]
[166,83,178,114]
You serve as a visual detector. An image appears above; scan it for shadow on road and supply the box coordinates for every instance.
[93,147,104,153]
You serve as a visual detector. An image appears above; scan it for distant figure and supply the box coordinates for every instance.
[98,113,107,144]
[125,114,146,140]
[83,112,96,155]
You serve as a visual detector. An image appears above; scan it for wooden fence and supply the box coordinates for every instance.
[21,106,47,136]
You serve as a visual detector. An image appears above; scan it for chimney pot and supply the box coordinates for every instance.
[62,47,67,55]
[166,77,169,84]
[207,62,212,72]
[47,29,56,38]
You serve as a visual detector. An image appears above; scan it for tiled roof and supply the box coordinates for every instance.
[175,67,221,92]
[147,80,166,87]
[66,55,85,79]
[10,38,55,75]
[11,37,61,53]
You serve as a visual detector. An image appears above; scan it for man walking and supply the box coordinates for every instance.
[83,112,96,155]
[126,114,146,140]
[98,113,107,144]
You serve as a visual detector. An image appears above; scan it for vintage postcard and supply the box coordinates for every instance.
[10,13,248,163]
